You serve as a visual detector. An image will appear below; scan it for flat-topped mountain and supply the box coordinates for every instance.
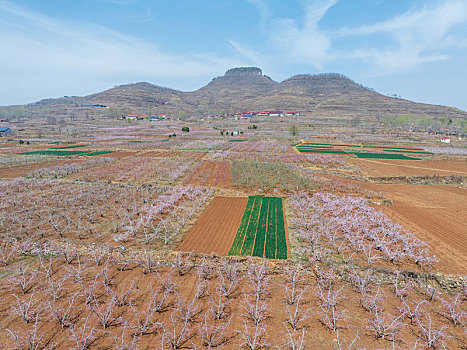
[11,67,467,119]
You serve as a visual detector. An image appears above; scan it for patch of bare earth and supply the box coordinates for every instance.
[364,183,467,274]
[176,196,248,255]
[185,160,232,188]
[349,158,467,177]
[0,159,85,178]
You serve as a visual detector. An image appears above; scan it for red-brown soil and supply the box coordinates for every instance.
[185,160,232,188]
[364,183,467,274]
[135,150,180,157]
[0,159,85,178]
[349,158,467,177]
[0,254,464,349]
[176,196,248,255]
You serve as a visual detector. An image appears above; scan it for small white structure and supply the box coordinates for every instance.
[441,136,450,143]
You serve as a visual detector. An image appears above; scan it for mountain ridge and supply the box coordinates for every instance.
[7,67,467,119]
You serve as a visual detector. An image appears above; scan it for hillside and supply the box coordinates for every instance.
[7,67,467,119]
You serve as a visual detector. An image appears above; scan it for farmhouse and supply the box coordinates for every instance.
[268,111,282,117]
[286,111,300,116]
[0,127,12,136]
[0,118,8,122]
[441,136,451,143]
[81,104,107,108]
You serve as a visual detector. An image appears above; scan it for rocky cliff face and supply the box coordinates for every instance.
[224,67,263,77]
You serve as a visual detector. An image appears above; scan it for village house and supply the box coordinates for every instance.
[268,111,282,117]
[0,127,12,136]
[441,136,450,143]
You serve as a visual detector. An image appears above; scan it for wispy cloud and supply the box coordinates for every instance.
[245,0,272,23]
[0,0,242,103]
[95,0,139,5]
[271,0,338,68]
[128,7,155,23]
[336,0,467,73]
[235,0,467,74]
[235,0,338,69]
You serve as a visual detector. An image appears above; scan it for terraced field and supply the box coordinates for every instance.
[229,196,287,259]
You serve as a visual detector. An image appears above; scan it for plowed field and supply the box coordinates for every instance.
[135,151,180,157]
[364,183,467,273]
[185,160,231,187]
[349,158,467,177]
[176,196,248,255]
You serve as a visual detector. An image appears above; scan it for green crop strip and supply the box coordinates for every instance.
[18,150,90,156]
[361,145,423,151]
[51,144,89,149]
[382,149,432,154]
[82,151,115,156]
[352,152,421,160]
[229,196,287,259]
[228,197,256,256]
[297,149,348,154]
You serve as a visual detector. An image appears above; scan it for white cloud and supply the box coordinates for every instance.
[236,0,467,74]
[95,0,139,5]
[336,0,467,72]
[245,0,272,23]
[235,0,338,69]
[270,0,338,68]
[0,0,242,104]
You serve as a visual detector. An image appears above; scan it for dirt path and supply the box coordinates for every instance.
[176,196,248,255]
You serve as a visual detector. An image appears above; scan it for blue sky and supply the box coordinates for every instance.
[1,0,466,111]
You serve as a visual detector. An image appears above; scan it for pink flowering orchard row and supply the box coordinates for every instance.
[0,178,213,245]
[289,192,438,267]
[28,157,114,179]
[1,244,464,349]
[114,185,214,244]
[229,141,291,153]
[75,156,196,184]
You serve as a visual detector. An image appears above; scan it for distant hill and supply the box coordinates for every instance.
[8,67,467,119]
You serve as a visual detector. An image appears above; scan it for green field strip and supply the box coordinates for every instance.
[240,197,262,256]
[301,143,360,147]
[252,197,269,257]
[297,149,348,154]
[296,145,334,149]
[275,198,287,259]
[382,149,432,154]
[82,151,115,156]
[51,144,89,149]
[352,152,421,160]
[228,139,246,142]
[228,197,255,255]
[264,198,277,259]
[361,145,422,151]
[229,196,288,259]
[301,142,335,146]
[18,150,90,156]
[329,144,361,147]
